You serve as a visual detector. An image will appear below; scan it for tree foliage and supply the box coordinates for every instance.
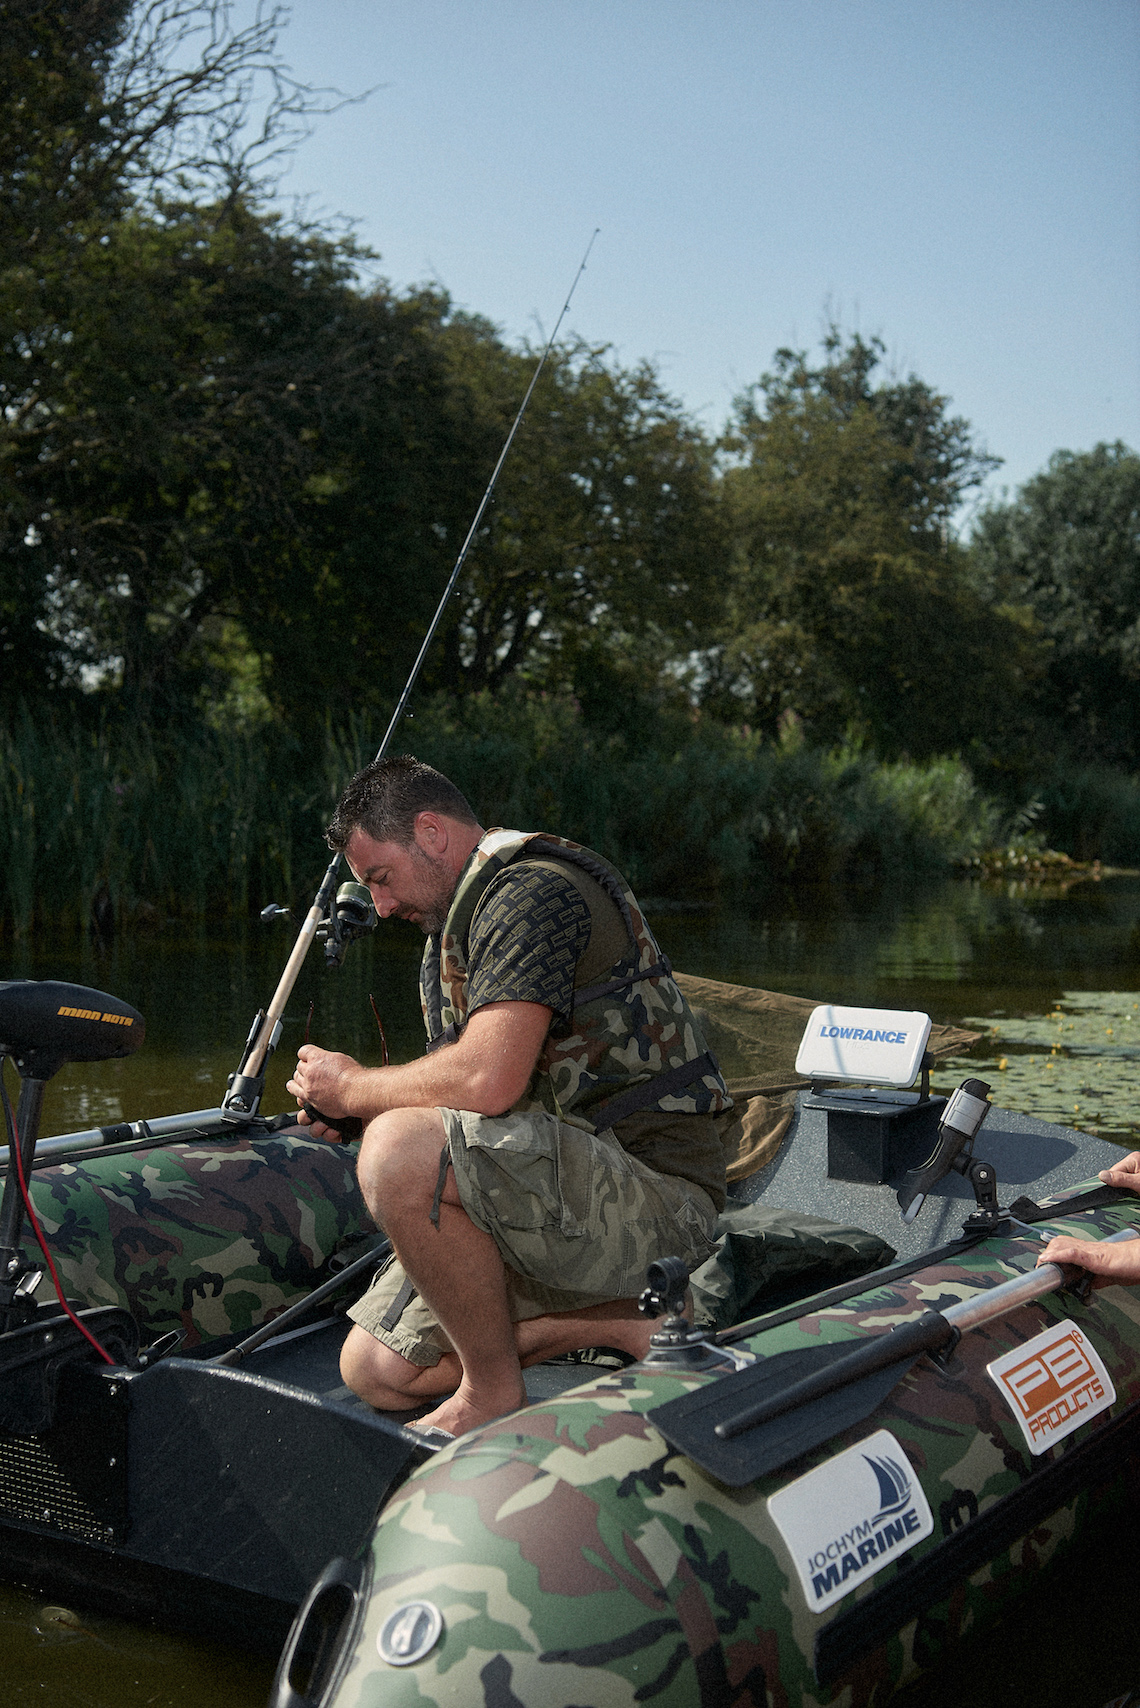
[971,443,1140,768]
[2,2,1134,820]
[705,331,1037,763]
[7,201,480,720]
[428,323,728,730]
[0,0,365,713]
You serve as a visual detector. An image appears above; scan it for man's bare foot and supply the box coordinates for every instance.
[414,1377,528,1439]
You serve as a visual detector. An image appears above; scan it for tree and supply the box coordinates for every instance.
[426,323,728,732]
[706,331,1035,763]
[0,0,362,717]
[4,196,477,723]
[971,443,1140,767]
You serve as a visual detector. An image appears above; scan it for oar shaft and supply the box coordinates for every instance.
[714,1311,951,1441]
[212,1236,391,1366]
[714,1225,1140,1445]
[943,1226,1140,1332]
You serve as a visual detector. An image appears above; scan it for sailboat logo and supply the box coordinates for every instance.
[865,1452,913,1522]
[767,1428,935,1614]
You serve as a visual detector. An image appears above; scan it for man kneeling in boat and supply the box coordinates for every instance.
[286,755,730,1439]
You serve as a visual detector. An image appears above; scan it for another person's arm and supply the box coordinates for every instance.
[1036,1151,1140,1284]
[1096,1151,1140,1193]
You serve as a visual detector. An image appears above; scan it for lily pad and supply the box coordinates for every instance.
[936,990,1140,1145]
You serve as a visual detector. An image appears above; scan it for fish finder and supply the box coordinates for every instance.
[795,1005,945,1184]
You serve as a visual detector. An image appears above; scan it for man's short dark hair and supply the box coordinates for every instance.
[326,755,479,850]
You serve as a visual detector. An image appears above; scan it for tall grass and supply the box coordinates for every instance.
[0,694,1032,935]
[0,708,331,936]
[333,694,1002,895]
[1037,761,1140,867]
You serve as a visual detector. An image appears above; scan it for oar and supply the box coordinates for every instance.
[648,1227,1140,1486]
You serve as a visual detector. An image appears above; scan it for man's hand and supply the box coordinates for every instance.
[287,1045,365,1138]
[285,1000,554,1139]
[1098,1151,1140,1191]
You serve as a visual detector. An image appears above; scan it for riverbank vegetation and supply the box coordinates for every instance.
[2,2,1138,933]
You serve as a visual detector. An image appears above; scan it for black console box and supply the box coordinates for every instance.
[803,1090,947,1184]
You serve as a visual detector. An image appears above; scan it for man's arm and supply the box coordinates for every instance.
[286,1000,553,1127]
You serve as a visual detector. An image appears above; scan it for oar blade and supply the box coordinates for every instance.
[649,1342,921,1486]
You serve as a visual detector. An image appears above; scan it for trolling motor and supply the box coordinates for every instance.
[0,984,145,1434]
[0,982,145,1329]
[896,1078,1003,1231]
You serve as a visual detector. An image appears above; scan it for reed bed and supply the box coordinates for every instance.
[0,695,1017,936]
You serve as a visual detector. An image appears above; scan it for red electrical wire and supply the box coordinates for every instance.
[2,1068,115,1365]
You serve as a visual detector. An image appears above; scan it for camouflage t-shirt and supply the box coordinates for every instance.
[465,862,595,1024]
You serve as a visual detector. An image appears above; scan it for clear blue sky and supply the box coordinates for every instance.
[262,0,1139,515]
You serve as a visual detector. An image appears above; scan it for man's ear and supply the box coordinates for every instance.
[413,811,447,853]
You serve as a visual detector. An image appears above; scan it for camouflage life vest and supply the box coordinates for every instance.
[419,829,730,1132]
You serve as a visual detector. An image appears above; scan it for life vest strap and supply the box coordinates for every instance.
[588,1049,719,1133]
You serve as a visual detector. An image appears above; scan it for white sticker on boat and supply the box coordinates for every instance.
[987,1318,1114,1455]
[767,1429,933,1614]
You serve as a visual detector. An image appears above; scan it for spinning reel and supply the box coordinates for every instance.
[262,882,377,970]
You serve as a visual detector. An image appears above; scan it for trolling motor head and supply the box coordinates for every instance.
[0,981,145,1332]
[0,980,144,1082]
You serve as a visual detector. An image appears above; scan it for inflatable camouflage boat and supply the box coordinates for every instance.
[1,975,1138,1707]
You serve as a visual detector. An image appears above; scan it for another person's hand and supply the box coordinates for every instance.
[1097,1151,1140,1192]
[287,1044,365,1139]
[1037,1230,1140,1287]
[1036,1152,1140,1283]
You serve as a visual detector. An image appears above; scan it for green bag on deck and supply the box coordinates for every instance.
[689,1202,896,1330]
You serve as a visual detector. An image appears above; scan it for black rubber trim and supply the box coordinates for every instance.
[1007,1183,1134,1223]
[814,1396,1140,1689]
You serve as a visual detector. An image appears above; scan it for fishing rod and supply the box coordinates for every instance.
[222,231,600,1119]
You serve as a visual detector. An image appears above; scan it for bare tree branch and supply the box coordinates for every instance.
[103,0,374,201]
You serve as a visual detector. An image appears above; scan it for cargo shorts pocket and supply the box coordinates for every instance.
[441,1108,597,1239]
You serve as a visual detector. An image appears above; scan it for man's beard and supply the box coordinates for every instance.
[405,843,455,935]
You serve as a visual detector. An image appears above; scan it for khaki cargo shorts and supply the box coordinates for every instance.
[348,1106,719,1368]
